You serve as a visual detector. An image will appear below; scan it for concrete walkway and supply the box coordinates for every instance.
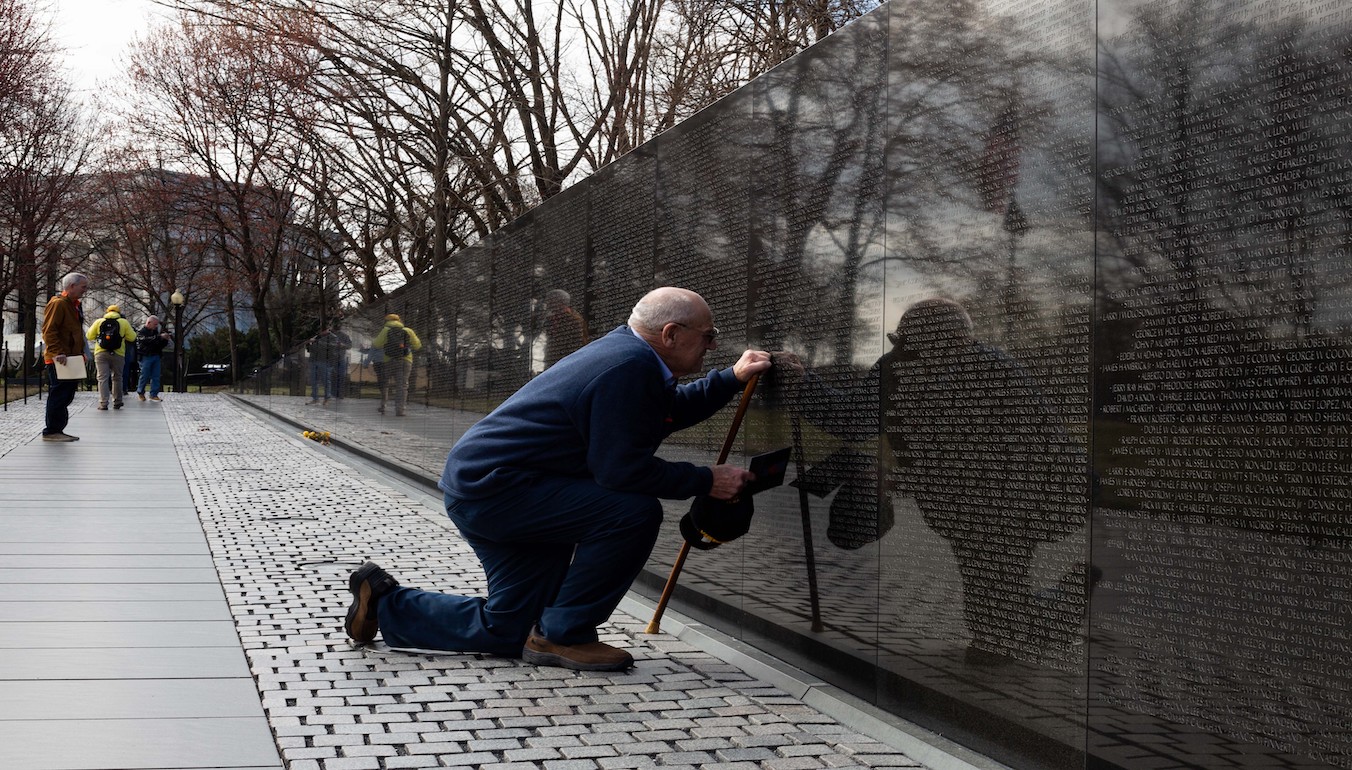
[0,392,282,769]
[0,392,963,770]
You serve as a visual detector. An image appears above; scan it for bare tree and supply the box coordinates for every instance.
[641,0,881,133]
[79,158,231,333]
[0,0,91,373]
[121,10,321,365]
[147,0,880,312]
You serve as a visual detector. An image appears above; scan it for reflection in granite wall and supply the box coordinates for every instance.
[237,0,1352,768]
[1094,2,1352,767]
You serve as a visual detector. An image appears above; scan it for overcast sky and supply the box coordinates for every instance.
[52,0,164,95]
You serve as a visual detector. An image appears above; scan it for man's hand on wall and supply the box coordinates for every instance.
[733,349,772,382]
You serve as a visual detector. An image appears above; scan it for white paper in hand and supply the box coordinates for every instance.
[53,356,86,380]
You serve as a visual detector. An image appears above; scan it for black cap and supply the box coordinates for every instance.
[681,495,755,550]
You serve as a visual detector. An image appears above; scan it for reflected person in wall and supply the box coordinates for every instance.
[372,314,422,416]
[881,298,1087,666]
[306,321,351,405]
[780,352,895,552]
[536,289,590,369]
[328,319,352,400]
[785,297,1089,665]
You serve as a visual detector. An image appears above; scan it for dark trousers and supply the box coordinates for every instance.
[44,364,80,436]
[378,478,663,655]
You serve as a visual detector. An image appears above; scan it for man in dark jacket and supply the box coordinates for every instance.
[134,316,172,401]
[344,287,772,670]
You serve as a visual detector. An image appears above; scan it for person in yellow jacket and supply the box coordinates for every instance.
[371,314,422,416]
[85,304,137,410]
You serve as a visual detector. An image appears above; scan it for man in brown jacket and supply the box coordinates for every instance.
[41,272,89,441]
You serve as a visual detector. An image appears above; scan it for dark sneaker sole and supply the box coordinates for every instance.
[344,563,388,643]
[521,646,633,672]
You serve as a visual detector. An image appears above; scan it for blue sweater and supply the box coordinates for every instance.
[440,326,742,501]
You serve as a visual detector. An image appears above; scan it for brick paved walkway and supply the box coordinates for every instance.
[2,393,955,769]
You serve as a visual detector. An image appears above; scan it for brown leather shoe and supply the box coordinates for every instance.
[522,627,634,671]
[344,561,399,643]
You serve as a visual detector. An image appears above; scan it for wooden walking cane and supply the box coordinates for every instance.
[645,373,761,634]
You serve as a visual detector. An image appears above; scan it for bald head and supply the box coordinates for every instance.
[628,287,718,378]
[627,287,708,333]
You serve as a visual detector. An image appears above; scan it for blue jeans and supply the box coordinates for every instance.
[137,355,163,396]
[377,478,663,655]
[44,363,80,435]
[310,362,333,400]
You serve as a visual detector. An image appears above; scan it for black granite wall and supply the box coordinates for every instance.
[242,0,1352,767]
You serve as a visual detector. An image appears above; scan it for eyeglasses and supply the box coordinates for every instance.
[673,322,720,344]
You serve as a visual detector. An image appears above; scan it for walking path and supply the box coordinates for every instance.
[0,393,281,769]
[0,392,976,770]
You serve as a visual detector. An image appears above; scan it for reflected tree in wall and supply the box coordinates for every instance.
[754,0,1026,365]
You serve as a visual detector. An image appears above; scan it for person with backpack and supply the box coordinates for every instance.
[371,314,421,416]
[84,304,137,410]
[134,316,172,401]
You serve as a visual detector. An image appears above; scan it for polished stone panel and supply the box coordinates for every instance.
[1090,2,1352,768]
[237,0,1352,767]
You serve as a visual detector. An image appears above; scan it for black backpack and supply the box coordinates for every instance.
[97,318,121,351]
[382,326,408,359]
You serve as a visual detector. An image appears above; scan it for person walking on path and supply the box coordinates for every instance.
[372,314,421,416]
[41,273,90,441]
[86,304,137,410]
[134,316,172,401]
[344,287,772,671]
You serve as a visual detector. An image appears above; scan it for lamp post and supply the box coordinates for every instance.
[171,290,185,393]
